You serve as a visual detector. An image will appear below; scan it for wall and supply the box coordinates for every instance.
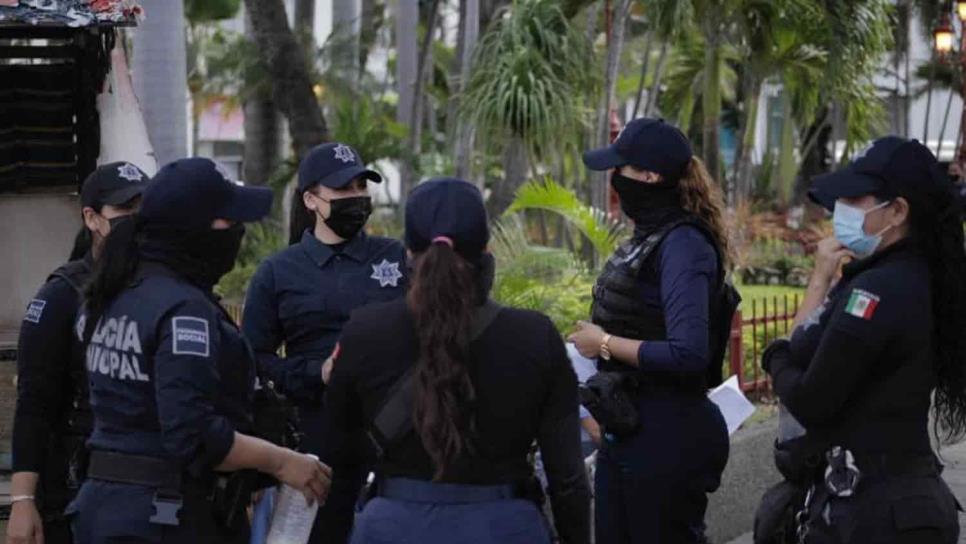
[0,194,81,338]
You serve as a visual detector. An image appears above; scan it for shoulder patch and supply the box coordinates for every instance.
[844,289,880,320]
[171,316,210,357]
[23,299,46,323]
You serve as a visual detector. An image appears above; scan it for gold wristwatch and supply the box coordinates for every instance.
[600,333,613,360]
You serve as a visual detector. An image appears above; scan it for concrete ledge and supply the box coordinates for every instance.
[706,415,780,543]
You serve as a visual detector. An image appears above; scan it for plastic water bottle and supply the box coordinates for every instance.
[266,455,319,544]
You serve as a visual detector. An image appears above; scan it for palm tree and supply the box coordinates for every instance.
[462,0,598,218]
[133,0,189,165]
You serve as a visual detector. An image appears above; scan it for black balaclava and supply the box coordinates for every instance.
[139,223,246,290]
[610,171,685,233]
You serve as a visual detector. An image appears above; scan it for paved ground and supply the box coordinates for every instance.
[725,439,966,544]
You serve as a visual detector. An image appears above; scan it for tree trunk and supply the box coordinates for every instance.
[359,0,386,78]
[294,0,315,37]
[244,0,328,160]
[332,0,361,87]
[395,0,418,199]
[643,42,668,116]
[132,0,188,167]
[702,32,722,183]
[777,91,796,208]
[241,11,281,186]
[592,0,631,211]
[630,31,653,119]
[402,0,440,199]
[734,76,762,203]
[454,0,479,180]
[488,134,528,218]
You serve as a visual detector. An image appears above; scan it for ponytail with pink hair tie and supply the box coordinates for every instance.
[431,236,454,248]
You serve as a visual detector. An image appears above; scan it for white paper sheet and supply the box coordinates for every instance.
[708,375,757,435]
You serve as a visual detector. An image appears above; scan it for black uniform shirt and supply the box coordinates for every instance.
[325,298,590,542]
[769,240,934,454]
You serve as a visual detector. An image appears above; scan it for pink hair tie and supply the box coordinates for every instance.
[431,236,454,248]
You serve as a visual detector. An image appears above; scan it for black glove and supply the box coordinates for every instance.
[761,338,791,375]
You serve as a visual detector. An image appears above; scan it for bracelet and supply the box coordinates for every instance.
[10,495,35,504]
[600,334,613,361]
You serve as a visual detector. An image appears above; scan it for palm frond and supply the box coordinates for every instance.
[505,177,627,258]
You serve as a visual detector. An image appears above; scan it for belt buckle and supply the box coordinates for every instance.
[149,491,183,526]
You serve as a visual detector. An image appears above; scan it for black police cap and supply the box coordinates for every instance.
[405,178,489,258]
[809,137,945,212]
[583,118,693,183]
[80,162,150,210]
[139,158,273,230]
[297,142,382,192]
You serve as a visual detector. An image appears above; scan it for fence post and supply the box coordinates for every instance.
[729,309,744,390]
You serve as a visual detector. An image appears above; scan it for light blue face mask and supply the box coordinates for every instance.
[832,200,893,258]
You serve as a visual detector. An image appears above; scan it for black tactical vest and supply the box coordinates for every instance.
[46,258,93,437]
[590,215,729,386]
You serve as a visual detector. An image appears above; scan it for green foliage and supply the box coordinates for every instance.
[329,95,407,164]
[660,33,739,129]
[185,0,241,23]
[462,0,599,161]
[490,220,596,333]
[740,238,812,286]
[216,221,286,302]
[505,178,627,259]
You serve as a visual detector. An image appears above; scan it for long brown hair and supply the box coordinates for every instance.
[407,243,478,480]
[679,157,734,269]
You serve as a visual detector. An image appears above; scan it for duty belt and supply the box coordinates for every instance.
[87,450,183,526]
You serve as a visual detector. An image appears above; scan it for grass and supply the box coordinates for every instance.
[736,283,805,307]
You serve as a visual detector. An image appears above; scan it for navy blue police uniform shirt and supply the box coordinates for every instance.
[634,225,719,372]
[768,240,934,454]
[13,257,91,473]
[242,230,407,453]
[78,263,255,475]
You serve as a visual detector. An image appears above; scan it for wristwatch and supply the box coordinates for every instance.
[600,333,613,361]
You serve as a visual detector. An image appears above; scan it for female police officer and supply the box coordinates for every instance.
[323,178,591,544]
[68,158,331,543]
[761,137,966,543]
[242,142,407,543]
[8,162,148,544]
[568,118,732,543]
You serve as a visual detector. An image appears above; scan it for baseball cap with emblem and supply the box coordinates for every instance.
[139,157,273,230]
[582,117,693,183]
[297,142,383,192]
[405,178,489,259]
[80,162,150,210]
[808,137,943,211]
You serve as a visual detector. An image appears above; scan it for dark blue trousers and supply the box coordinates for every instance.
[595,392,729,544]
[350,478,551,544]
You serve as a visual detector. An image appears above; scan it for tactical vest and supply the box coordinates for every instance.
[46,258,93,437]
[590,215,732,387]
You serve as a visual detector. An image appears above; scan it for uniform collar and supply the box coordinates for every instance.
[841,237,915,280]
[300,228,369,267]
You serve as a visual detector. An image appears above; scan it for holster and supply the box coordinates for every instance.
[209,469,271,531]
[579,371,639,436]
[754,480,805,544]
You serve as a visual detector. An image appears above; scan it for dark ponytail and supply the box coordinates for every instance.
[68,226,92,261]
[917,190,966,443]
[407,243,479,480]
[83,216,141,342]
[289,189,316,246]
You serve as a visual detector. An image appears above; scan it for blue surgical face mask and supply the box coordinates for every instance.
[832,200,893,258]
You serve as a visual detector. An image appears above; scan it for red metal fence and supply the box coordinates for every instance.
[728,294,801,395]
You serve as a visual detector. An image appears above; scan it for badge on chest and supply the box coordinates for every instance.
[370,259,403,288]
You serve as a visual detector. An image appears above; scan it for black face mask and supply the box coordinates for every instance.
[139,223,246,289]
[611,172,683,227]
[108,215,133,230]
[319,196,372,240]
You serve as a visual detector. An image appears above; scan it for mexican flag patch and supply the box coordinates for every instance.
[844,289,880,320]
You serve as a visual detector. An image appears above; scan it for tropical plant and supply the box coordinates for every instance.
[462,0,599,217]
[506,178,627,259]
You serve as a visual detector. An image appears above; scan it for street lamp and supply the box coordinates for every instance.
[935,14,955,55]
